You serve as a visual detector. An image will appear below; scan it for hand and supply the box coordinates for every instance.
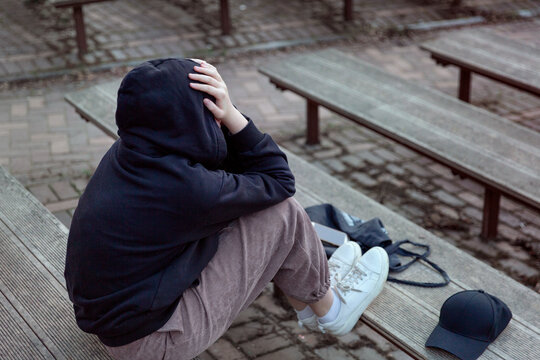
[188,59,248,134]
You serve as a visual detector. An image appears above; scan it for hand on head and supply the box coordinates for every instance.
[188,59,247,134]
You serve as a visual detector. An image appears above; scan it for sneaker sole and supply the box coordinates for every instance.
[332,247,389,336]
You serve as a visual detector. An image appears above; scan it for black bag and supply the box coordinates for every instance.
[305,203,450,288]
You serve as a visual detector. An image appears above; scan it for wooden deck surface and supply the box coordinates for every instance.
[60,80,540,359]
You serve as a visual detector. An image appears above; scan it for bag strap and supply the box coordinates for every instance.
[385,239,450,288]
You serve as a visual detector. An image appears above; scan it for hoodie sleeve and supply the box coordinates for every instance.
[203,117,296,226]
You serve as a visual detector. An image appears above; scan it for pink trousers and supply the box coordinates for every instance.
[105,197,330,360]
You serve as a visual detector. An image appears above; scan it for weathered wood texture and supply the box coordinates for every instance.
[421,29,540,97]
[0,166,111,359]
[257,48,540,238]
[64,81,540,359]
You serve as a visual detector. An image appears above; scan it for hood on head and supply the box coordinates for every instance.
[115,58,227,167]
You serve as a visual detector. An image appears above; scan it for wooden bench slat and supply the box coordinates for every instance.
[0,167,110,359]
[420,29,540,96]
[302,48,540,148]
[289,52,539,159]
[0,291,53,359]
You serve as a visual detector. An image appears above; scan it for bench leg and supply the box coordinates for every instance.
[344,0,353,21]
[220,0,231,35]
[306,99,320,145]
[73,5,88,58]
[481,188,500,239]
[458,68,471,103]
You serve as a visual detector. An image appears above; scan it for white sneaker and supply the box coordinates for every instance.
[297,242,362,331]
[318,246,389,336]
[328,241,362,281]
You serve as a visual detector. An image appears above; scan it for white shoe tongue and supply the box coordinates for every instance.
[330,242,358,267]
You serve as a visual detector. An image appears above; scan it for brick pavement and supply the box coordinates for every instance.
[1,5,540,360]
[2,0,540,81]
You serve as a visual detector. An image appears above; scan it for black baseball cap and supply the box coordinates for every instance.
[426,290,512,360]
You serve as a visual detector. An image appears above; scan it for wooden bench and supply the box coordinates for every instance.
[219,0,355,35]
[257,48,540,240]
[51,0,113,58]
[63,80,540,359]
[420,28,540,102]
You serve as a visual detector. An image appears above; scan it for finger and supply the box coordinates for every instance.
[203,98,225,119]
[201,60,216,69]
[189,58,204,64]
[193,64,223,82]
[188,73,221,88]
[189,82,224,98]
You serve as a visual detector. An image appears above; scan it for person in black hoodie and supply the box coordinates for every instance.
[65,57,376,360]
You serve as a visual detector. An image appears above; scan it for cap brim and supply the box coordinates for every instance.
[426,325,490,360]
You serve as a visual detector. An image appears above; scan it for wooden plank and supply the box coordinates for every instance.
[421,29,540,96]
[289,153,540,359]
[258,49,540,210]
[0,167,111,359]
[64,81,120,140]
[0,291,53,359]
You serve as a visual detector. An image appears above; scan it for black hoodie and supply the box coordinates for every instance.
[64,58,295,347]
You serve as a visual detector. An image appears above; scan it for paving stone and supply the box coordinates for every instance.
[28,184,58,204]
[239,333,291,358]
[458,191,484,208]
[405,189,432,204]
[46,198,79,213]
[432,178,461,193]
[11,103,27,117]
[499,258,539,279]
[434,204,460,220]
[340,154,365,168]
[432,190,465,207]
[27,96,44,109]
[495,242,530,261]
[323,158,347,173]
[385,163,405,176]
[53,210,72,228]
[463,207,483,222]
[231,306,265,326]
[498,224,523,242]
[314,347,355,360]
[207,338,246,360]
[350,347,387,360]
[464,238,499,258]
[252,293,291,319]
[313,147,342,159]
[226,321,276,343]
[351,172,377,187]
[355,324,393,352]
[255,346,306,360]
[373,148,400,162]
[403,163,432,177]
[50,180,79,200]
[359,151,385,166]
[197,351,214,360]
[337,331,361,347]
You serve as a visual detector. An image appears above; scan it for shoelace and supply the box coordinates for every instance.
[332,264,368,304]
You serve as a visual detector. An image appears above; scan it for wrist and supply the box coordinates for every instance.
[224,108,248,134]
